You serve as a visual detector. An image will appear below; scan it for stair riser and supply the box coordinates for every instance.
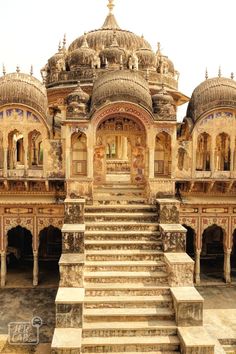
[84,301,172,309]
[82,343,179,353]
[84,314,175,322]
[85,235,161,241]
[93,200,146,205]
[85,244,162,251]
[86,254,164,261]
[85,265,166,272]
[83,328,177,338]
[85,277,168,285]
[86,225,158,231]
[85,289,170,297]
[85,207,157,213]
[85,216,158,222]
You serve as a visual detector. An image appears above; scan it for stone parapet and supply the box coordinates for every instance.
[51,328,82,354]
[171,287,203,326]
[159,224,186,252]
[164,253,194,286]
[64,198,85,224]
[62,224,85,254]
[156,198,180,224]
[178,326,215,354]
[59,254,84,287]
[55,288,84,328]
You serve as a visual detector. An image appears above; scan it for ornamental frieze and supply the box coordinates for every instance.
[201,217,229,232]
[4,217,34,235]
[37,217,63,234]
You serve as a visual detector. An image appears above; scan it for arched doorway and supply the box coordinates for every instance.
[231,230,236,281]
[38,226,62,286]
[183,224,195,259]
[94,116,146,184]
[6,226,33,286]
[200,224,224,282]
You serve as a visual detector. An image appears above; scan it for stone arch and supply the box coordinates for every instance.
[215,132,231,171]
[71,131,87,176]
[8,129,25,169]
[28,129,43,167]
[154,131,171,177]
[196,132,211,171]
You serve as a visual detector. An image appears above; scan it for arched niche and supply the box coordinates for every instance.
[71,132,87,177]
[196,132,211,171]
[154,132,171,177]
[215,132,230,171]
[28,130,43,168]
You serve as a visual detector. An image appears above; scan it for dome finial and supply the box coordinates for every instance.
[30,65,33,76]
[58,41,62,51]
[231,72,234,80]
[218,66,221,78]
[2,64,6,76]
[63,34,66,49]
[107,0,115,13]
[157,42,161,55]
[205,68,208,80]
[81,32,89,48]
[111,30,119,47]
[16,65,20,73]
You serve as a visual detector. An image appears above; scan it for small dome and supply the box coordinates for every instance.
[67,35,98,70]
[187,76,236,122]
[153,85,174,104]
[99,32,127,67]
[66,82,90,105]
[48,46,65,72]
[91,70,152,111]
[0,72,48,116]
[135,47,157,70]
[152,85,175,117]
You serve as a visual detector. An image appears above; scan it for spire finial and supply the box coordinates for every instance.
[111,30,119,47]
[63,34,66,49]
[58,41,62,51]
[218,66,221,78]
[107,0,115,13]
[81,32,89,48]
[2,64,6,76]
[30,65,33,76]
[157,42,161,55]
[16,65,20,73]
[231,72,234,80]
[205,68,208,80]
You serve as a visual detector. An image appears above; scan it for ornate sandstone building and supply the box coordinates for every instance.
[0,0,235,353]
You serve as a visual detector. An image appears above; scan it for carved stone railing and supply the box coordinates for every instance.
[106,160,130,174]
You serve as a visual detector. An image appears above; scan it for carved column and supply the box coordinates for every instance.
[1,252,7,287]
[149,147,155,179]
[195,249,201,285]
[65,130,71,179]
[224,248,231,283]
[3,147,8,178]
[33,251,39,286]
[230,136,235,173]
[24,134,29,176]
[211,136,216,174]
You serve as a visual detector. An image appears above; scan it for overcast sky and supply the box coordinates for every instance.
[0,0,235,120]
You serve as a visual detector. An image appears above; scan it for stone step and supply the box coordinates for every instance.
[85,212,158,222]
[85,204,157,213]
[93,197,147,205]
[85,285,170,297]
[84,270,168,285]
[85,260,166,272]
[84,295,172,309]
[86,221,159,231]
[84,306,175,322]
[85,230,161,241]
[93,191,145,198]
[82,335,179,353]
[83,319,177,337]
[85,240,162,251]
[86,250,164,261]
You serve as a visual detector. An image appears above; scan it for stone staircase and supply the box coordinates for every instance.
[81,185,180,353]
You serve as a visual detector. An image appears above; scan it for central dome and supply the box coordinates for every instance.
[68,5,151,53]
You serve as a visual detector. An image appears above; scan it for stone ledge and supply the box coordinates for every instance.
[64,198,86,204]
[156,198,180,205]
[165,253,194,286]
[159,224,186,232]
[171,287,203,326]
[56,287,85,304]
[51,328,82,350]
[62,224,85,232]
[59,253,84,265]
[178,326,215,354]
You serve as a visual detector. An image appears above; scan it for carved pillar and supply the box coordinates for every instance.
[230,136,235,173]
[65,130,71,179]
[24,134,28,176]
[87,147,93,179]
[33,251,38,286]
[195,249,201,285]
[149,147,155,179]
[224,248,231,283]
[1,252,6,287]
[192,134,197,178]
[211,136,216,173]
[3,147,8,177]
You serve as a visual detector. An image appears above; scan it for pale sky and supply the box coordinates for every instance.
[0,0,235,120]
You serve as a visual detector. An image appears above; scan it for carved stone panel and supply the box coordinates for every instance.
[56,303,82,328]
[160,224,186,252]
[157,199,180,224]
[164,253,194,287]
[64,203,84,224]
[63,232,84,254]
[59,263,84,287]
